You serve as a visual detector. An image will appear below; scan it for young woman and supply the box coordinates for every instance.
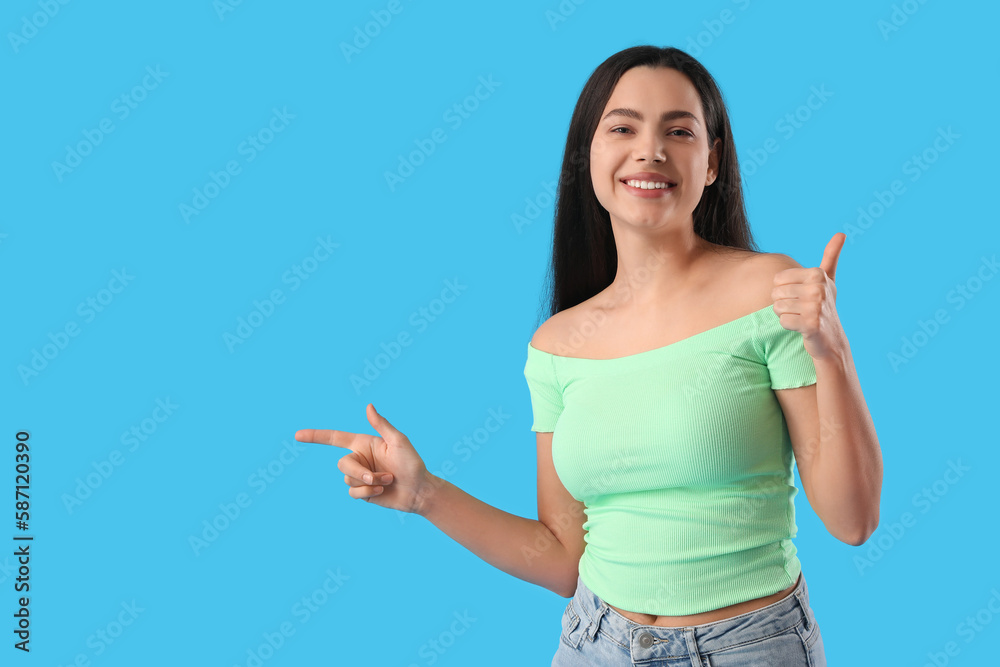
[296,45,882,666]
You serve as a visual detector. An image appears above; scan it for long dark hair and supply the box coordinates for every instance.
[534,45,758,328]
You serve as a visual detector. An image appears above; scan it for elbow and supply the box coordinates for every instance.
[558,561,581,598]
[840,531,869,548]
[551,578,577,598]
[559,573,580,598]
[840,516,879,547]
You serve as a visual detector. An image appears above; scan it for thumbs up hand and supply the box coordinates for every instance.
[771,233,848,361]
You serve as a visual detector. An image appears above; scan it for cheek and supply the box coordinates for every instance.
[588,150,609,186]
[591,135,609,156]
[589,164,613,208]
[688,151,710,173]
[591,164,615,195]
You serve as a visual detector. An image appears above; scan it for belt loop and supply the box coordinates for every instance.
[587,602,608,642]
[792,584,812,634]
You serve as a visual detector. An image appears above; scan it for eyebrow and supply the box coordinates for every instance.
[601,107,701,126]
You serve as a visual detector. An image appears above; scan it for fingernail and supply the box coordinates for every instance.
[380,474,392,484]
[364,473,373,484]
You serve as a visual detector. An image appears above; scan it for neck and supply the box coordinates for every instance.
[604,225,715,313]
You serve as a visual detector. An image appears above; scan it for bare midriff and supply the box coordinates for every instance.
[605,573,801,628]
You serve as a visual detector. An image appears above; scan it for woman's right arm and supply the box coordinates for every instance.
[416,431,587,598]
[297,406,587,598]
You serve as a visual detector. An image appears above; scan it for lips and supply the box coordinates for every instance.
[620,172,677,186]
[620,175,677,198]
[621,180,676,189]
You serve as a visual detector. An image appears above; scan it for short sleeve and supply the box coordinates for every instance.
[756,308,817,390]
[523,344,564,432]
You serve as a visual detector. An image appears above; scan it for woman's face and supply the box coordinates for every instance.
[589,66,720,231]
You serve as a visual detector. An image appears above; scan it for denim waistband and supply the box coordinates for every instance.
[565,571,814,662]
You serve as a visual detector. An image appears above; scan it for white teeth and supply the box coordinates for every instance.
[624,179,673,189]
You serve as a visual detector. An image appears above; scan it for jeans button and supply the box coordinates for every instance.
[638,632,654,648]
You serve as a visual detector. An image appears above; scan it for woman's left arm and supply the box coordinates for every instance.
[767,234,883,546]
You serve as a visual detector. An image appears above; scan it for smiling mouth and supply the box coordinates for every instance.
[621,179,677,191]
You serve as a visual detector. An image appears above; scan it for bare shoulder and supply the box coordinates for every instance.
[744,251,804,290]
[529,307,578,356]
[750,251,805,272]
[529,250,806,355]
[530,287,615,357]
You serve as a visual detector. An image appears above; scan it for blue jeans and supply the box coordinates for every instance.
[552,571,826,666]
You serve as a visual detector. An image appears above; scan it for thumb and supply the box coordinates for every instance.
[820,232,846,282]
[367,403,404,443]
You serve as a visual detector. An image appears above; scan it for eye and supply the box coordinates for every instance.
[610,127,693,137]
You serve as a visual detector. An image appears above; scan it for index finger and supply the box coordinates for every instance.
[772,267,820,287]
[295,429,361,450]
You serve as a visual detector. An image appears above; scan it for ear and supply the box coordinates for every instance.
[707,137,721,185]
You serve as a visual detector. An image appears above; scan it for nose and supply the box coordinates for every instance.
[633,130,666,163]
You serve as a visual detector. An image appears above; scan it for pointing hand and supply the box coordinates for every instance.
[296,404,437,514]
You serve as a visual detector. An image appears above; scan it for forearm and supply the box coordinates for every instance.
[415,474,577,597]
[811,343,883,544]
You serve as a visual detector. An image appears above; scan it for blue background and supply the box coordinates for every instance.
[2,0,998,665]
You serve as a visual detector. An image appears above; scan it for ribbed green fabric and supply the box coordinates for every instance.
[523,303,817,615]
